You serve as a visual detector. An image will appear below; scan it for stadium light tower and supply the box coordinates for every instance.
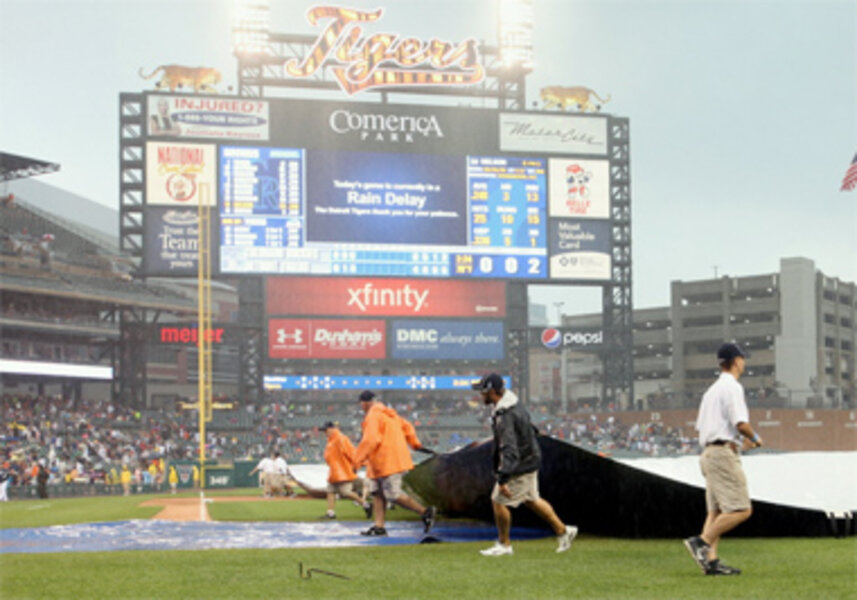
[498,0,535,72]
[233,0,271,57]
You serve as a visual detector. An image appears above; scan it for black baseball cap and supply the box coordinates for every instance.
[471,373,505,393]
[321,421,336,431]
[358,390,376,402]
[717,342,748,364]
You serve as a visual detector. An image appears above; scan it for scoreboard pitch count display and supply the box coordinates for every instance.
[143,94,615,281]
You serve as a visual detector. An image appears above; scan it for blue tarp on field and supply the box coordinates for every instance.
[0,520,548,554]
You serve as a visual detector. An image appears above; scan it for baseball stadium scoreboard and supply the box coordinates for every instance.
[142,94,614,283]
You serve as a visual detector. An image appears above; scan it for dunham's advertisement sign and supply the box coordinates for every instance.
[266,277,506,317]
[146,95,269,140]
[268,318,386,359]
[390,319,504,360]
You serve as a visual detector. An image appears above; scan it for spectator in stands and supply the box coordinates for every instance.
[320,421,371,520]
[353,390,436,537]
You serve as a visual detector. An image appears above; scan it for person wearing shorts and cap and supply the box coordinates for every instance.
[684,342,763,576]
[473,373,578,556]
[353,390,437,537]
[321,421,372,520]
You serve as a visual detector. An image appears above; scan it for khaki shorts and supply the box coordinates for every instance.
[491,471,540,508]
[700,445,751,513]
[326,480,355,496]
[369,472,404,501]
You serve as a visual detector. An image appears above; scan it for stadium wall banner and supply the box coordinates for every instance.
[145,142,217,206]
[268,318,386,359]
[499,112,608,156]
[390,319,505,360]
[266,277,506,317]
[548,158,611,219]
[548,219,612,280]
[263,374,511,391]
[530,327,604,351]
[146,94,269,141]
[143,206,217,276]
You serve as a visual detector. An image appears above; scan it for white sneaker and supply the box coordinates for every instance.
[480,542,513,556]
[556,525,578,553]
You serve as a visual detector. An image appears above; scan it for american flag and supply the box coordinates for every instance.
[840,153,857,191]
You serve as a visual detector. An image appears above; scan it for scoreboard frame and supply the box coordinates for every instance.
[138,92,617,284]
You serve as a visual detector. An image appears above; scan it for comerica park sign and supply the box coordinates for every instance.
[285,5,484,95]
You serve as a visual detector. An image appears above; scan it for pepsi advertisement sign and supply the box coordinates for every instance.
[391,320,504,360]
[532,327,603,351]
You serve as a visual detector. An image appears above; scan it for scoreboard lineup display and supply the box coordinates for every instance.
[144,94,615,281]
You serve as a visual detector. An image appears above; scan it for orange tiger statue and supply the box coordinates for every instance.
[138,65,221,94]
[540,86,611,112]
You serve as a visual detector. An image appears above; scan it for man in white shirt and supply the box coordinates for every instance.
[684,343,763,576]
[271,451,297,497]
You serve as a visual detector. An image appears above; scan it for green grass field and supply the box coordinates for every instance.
[1,492,855,600]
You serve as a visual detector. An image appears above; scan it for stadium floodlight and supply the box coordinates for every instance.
[233,0,271,56]
[498,0,534,71]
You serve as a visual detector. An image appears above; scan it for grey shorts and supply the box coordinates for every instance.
[326,480,355,496]
[369,472,404,500]
[700,445,751,513]
[491,471,540,508]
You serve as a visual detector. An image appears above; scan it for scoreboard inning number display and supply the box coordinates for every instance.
[144,95,614,281]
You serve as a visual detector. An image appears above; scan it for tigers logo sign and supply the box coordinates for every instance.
[284,6,484,95]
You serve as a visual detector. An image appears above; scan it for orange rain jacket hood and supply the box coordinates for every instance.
[354,402,421,479]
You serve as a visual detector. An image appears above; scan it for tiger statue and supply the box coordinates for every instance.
[138,65,222,94]
[540,86,611,112]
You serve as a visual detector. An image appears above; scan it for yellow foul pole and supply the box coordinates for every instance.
[197,183,212,499]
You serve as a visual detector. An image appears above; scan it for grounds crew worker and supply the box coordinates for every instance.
[353,390,436,537]
[474,373,577,556]
[322,421,372,519]
[684,342,762,576]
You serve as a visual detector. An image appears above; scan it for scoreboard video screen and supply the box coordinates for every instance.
[143,94,614,281]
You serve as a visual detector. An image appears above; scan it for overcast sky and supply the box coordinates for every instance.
[1,0,855,315]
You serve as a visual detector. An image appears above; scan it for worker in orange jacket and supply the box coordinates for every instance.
[353,390,436,537]
[321,421,372,520]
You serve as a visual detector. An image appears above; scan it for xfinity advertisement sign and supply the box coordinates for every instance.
[391,320,504,360]
[531,327,603,351]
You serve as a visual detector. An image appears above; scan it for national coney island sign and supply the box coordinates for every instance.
[285,5,484,95]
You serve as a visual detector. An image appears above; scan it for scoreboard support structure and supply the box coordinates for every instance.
[602,117,633,409]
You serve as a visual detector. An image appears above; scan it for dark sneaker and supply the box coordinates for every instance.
[363,502,373,519]
[683,536,711,573]
[421,506,437,533]
[360,525,387,536]
[705,559,742,576]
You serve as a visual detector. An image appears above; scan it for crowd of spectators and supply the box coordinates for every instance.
[1,391,704,495]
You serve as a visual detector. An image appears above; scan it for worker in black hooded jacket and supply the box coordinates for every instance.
[473,373,578,557]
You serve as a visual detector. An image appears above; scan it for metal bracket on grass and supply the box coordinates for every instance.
[299,562,350,580]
